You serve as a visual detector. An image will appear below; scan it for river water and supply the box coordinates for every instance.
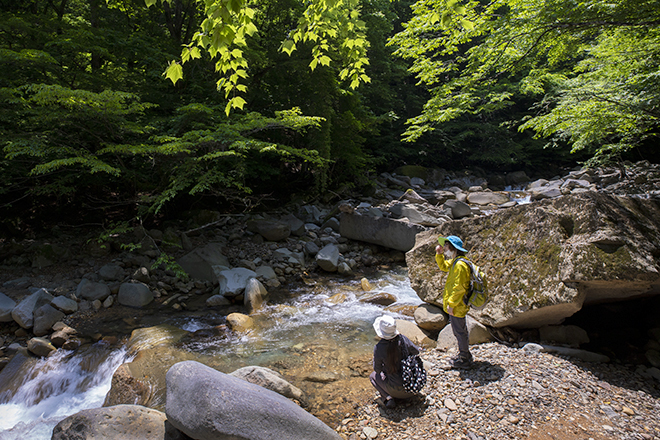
[0,266,421,439]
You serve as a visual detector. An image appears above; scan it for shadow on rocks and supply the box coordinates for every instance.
[569,358,660,400]
[457,360,506,384]
[378,394,428,422]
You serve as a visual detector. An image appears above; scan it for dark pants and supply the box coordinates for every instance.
[449,315,471,360]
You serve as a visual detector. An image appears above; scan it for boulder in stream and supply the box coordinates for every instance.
[166,360,342,440]
[52,404,184,440]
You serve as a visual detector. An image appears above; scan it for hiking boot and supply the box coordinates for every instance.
[450,356,473,369]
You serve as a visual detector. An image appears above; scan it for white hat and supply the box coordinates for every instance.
[373,315,398,340]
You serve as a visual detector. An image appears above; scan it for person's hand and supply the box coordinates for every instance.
[435,245,442,254]
[447,306,454,316]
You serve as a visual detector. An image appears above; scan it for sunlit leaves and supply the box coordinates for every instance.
[148,0,372,113]
[390,0,660,161]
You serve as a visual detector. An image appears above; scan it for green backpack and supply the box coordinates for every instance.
[451,257,489,310]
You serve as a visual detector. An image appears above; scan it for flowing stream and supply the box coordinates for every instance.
[0,266,421,439]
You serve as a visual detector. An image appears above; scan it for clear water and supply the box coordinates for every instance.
[0,267,421,439]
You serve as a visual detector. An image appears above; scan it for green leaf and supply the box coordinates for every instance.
[164,62,184,85]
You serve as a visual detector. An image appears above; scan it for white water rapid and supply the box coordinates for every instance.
[0,267,421,439]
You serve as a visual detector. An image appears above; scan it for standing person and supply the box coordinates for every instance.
[435,235,473,368]
[369,315,420,408]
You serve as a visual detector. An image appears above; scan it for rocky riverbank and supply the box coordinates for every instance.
[338,343,660,440]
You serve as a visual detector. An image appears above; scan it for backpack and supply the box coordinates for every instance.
[400,343,426,393]
[452,257,489,310]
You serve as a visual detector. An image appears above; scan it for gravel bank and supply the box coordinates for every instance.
[337,343,660,440]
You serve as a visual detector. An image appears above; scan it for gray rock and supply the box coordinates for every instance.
[436,316,493,350]
[273,248,305,266]
[118,282,154,308]
[132,267,151,283]
[281,214,306,236]
[76,278,111,302]
[33,304,65,336]
[51,295,78,314]
[414,304,449,331]
[230,365,307,406]
[177,243,229,282]
[99,263,124,281]
[304,241,321,256]
[217,268,257,297]
[466,191,511,206]
[166,361,340,440]
[538,344,610,363]
[0,292,16,322]
[51,404,182,440]
[255,265,278,281]
[316,244,340,272]
[398,204,446,227]
[506,170,530,186]
[247,219,291,241]
[443,199,472,219]
[339,212,426,252]
[11,288,53,329]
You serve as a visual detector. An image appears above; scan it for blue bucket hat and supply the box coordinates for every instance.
[438,235,468,253]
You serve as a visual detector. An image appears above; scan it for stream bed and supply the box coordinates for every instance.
[0,265,422,439]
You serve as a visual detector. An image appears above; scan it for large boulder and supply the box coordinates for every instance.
[11,288,53,329]
[51,405,182,440]
[217,268,257,297]
[247,219,291,242]
[32,304,65,336]
[436,316,494,351]
[166,361,341,440]
[118,282,154,308]
[177,243,230,282]
[339,212,426,252]
[76,278,111,302]
[316,244,340,272]
[406,193,660,329]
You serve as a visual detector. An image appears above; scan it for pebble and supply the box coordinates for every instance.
[340,342,660,440]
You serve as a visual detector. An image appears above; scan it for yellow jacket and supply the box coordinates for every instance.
[435,253,471,318]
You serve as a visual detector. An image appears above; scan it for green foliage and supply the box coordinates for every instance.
[390,0,660,165]
[155,0,371,114]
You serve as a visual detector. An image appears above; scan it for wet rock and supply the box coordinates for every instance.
[104,364,152,406]
[360,278,372,291]
[326,293,347,304]
[244,277,268,314]
[27,337,56,357]
[304,371,339,383]
[226,312,255,333]
[166,361,341,440]
[359,292,397,306]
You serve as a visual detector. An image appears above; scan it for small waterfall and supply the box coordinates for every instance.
[0,267,421,439]
[0,344,131,440]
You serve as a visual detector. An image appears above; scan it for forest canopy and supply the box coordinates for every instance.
[0,0,658,235]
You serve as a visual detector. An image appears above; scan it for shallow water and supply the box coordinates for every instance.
[0,266,421,439]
